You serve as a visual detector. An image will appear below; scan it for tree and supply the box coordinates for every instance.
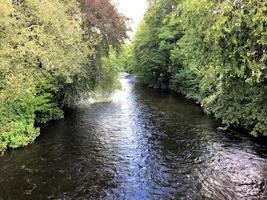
[131,0,178,88]
[0,0,128,153]
[81,0,128,53]
[129,0,267,136]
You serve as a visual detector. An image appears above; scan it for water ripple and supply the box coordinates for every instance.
[0,74,267,200]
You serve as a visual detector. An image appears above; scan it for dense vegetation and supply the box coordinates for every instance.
[126,0,267,136]
[0,0,127,153]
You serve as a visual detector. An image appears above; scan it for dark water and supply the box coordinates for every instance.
[1,75,267,200]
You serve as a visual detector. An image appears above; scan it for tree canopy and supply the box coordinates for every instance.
[0,0,127,153]
[127,0,267,136]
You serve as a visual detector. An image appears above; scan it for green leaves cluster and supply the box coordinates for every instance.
[0,0,127,153]
[130,1,172,88]
[129,0,267,136]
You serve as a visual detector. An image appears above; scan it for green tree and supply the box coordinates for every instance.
[129,0,267,136]
[131,0,178,88]
[0,0,127,153]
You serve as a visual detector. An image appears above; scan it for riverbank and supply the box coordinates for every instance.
[138,77,267,143]
[125,0,267,137]
[0,0,127,153]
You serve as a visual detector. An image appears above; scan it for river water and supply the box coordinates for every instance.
[1,74,267,200]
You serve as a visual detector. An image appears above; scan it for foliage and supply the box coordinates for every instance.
[81,0,128,54]
[117,45,135,73]
[130,0,267,136]
[96,48,122,95]
[0,0,127,153]
[131,0,179,89]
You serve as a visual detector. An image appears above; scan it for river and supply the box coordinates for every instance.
[0,74,267,200]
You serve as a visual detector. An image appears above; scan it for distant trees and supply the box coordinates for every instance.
[128,0,267,136]
[129,0,178,88]
[0,0,127,153]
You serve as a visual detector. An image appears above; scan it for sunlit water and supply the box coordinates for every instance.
[1,74,267,200]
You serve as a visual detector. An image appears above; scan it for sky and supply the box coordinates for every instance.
[112,0,148,39]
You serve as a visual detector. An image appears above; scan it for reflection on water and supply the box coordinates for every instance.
[0,74,267,200]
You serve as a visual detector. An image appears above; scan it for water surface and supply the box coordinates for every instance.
[1,75,267,200]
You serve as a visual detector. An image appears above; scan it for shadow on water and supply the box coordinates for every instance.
[0,74,267,200]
